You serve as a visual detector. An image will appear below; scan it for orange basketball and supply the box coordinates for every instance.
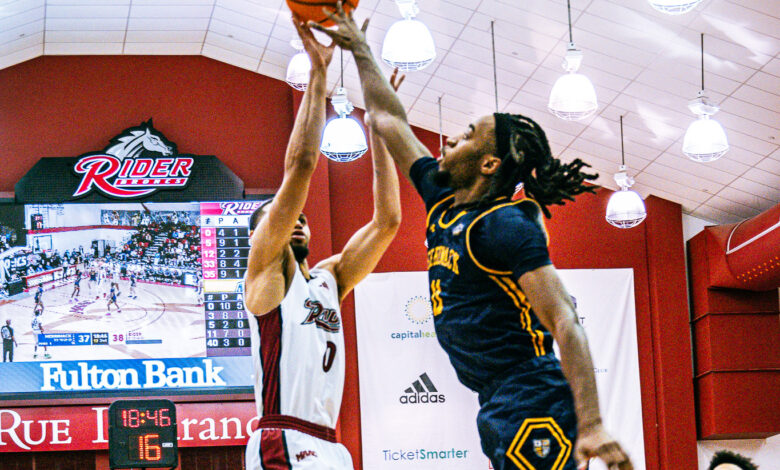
[287,0,359,27]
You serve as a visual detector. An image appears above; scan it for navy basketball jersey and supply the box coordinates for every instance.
[410,157,556,398]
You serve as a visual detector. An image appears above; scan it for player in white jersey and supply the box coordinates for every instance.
[31,304,50,359]
[244,18,402,470]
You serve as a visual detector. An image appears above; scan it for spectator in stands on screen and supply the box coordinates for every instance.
[2,319,17,362]
[708,450,758,470]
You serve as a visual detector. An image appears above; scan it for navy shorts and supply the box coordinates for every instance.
[477,355,577,470]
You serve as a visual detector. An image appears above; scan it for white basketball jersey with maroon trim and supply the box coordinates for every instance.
[247,265,344,429]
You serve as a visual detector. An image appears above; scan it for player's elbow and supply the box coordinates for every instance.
[375,211,402,234]
[369,111,406,140]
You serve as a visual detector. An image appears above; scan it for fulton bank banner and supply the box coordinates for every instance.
[0,356,253,398]
[355,270,646,470]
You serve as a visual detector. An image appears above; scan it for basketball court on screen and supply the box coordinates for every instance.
[1,278,205,362]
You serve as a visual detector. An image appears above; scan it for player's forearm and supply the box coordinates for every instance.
[284,68,328,173]
[370,131,402,231]
[553,319,603,432]
[352,43,408,123]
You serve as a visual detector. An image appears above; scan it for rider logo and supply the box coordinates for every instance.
[72,119,195,199]
[399,372,445,404]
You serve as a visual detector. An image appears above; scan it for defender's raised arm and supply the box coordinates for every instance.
[308,3,431,178]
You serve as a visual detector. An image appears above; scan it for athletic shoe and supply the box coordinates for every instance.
[44,353,51,359]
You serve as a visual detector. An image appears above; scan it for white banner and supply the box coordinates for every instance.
[355,269,645,470]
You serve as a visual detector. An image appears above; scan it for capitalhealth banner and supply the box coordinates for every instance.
[355,270,645,470]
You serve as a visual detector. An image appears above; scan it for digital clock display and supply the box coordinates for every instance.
[108,399,178,469]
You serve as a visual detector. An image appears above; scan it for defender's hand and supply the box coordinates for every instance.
[575,424,633,470]
[307,1,369,52]
[292,17,335,70]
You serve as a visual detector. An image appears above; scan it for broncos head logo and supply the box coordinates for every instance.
[103,119,176,160]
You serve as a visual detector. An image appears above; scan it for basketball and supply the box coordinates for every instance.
[286,0,359,27]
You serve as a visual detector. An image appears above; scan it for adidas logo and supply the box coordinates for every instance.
[399,372,446,404]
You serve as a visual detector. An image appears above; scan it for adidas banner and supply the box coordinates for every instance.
[354,269,645,470]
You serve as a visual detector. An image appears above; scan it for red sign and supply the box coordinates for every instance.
[0,401,258,452]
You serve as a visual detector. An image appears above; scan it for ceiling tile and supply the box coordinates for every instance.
[125,30,206,43]
[654,152,737,186]
[46,30,124,43]
[756,157,780,176]
[123,42,201,55]
[0,42,40,69]
[0,0,43,18]
[692,204,743,224]
[731,84,780,113]
[0,5,43,31]
[128,18,210,30]
[0,18,42,45]
[46,5,129,18]
[717,185,777,212]
[202,42,258,71]
[740,168,780,200]
[46,17,127,30]
[130,5,213,18]
[706,195,762,219]
[745,71,779,94]
[44,41,122,54]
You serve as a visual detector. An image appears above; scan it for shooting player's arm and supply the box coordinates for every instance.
[245,20,334,315]
[318,127,401,302]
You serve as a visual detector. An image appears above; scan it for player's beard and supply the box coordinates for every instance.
[291,245,309,263]
[432,170,452,187]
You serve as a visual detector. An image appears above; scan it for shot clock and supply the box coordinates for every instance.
[108,399,178,469]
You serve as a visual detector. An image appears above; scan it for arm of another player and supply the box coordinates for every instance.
[245,20,334,314]
[308,2,432,179]
[519,266,633,470]
[317,101,402,302]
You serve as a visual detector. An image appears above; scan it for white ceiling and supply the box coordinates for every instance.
[1,0,778,224]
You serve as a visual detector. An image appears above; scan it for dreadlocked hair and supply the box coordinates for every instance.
[483,114,598,218]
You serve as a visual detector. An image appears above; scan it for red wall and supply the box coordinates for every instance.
[0,55,697,469]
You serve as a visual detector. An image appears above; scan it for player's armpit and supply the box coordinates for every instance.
[244,251,292,316]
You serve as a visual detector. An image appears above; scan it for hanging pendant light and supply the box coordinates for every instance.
[606,116,647,229]
[381,0,436,72]
[286,38,311,91]
[548,0,598,121]
[647,0,703,15]
[320,50,367,162]
[682,33,728,163]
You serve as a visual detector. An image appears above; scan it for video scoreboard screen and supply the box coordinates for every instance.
[0,200,268,400]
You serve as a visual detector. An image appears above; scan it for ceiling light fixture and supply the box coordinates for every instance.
[548,0,598,121]
[647,0,703,15]
[606,115,647,229]
[285,38,310,91]
[320,50,368,162]
[381,0,436,72]
[682,33,728,163]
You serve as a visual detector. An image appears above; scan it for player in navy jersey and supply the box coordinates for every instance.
[70,269,81,301]
[34,285,43,308]
[107,282,122,315]
[128,272,137,299]
[242,18,401,470]
[311,5,632,470]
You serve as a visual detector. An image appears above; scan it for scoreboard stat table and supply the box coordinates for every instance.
[199,202,264,357]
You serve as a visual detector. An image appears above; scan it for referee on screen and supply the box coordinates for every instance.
[2,318,17,362]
